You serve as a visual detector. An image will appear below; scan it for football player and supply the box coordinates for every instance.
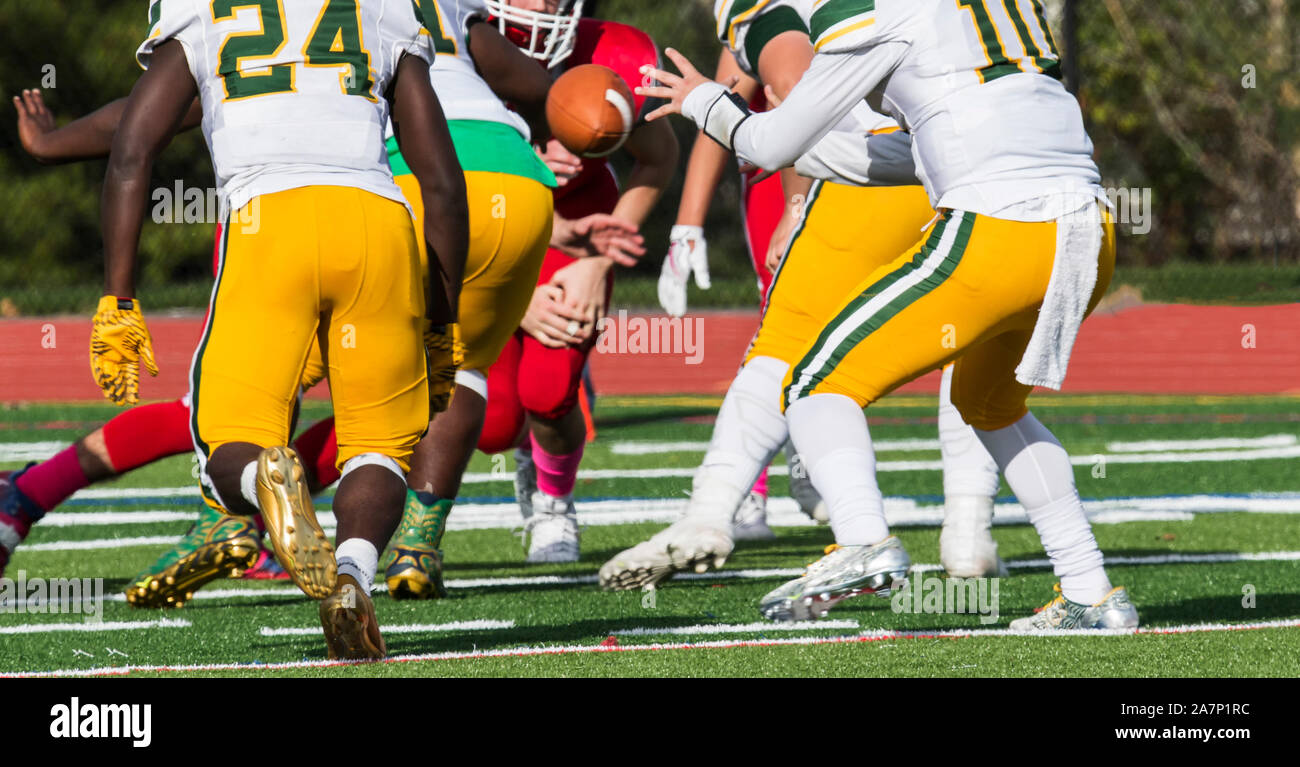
[5,5,637,602]
[600,0,1003,591]
[658,41,828,541]
[638,0,1137,631]
[97,0,470,656]
[473,0,679,563]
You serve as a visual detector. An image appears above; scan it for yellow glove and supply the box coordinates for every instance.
[424,322,463,414]
[90,295,159,406]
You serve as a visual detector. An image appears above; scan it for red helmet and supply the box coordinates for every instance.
[484,0,585,69]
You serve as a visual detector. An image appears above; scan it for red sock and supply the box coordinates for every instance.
[15,445,88,512]
[293,417,339,488]
[101,399,194,473]
[533,442,584,498]
[751,467,769,499]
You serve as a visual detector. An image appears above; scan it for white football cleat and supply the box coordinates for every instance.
[524,491,580,563]
[940,494,1008,578]
[732,491,775,541]
[599,517,734,591]
[785,444,829,524]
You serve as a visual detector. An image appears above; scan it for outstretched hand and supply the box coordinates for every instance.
[13,89,56,162]
[635,48,718,123]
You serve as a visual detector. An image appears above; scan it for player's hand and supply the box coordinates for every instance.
[637,48,715,122]
[766,198,806,273]
[424,322,463,413]
[658,225,711,317]
[89,295,159,406]
[549,256,611,342]
[537,139,583,186]
[521,284,588,349]
[13,89,56,163]
[552,213,645,266]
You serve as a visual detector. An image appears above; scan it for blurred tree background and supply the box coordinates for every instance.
[0,0,1297,315]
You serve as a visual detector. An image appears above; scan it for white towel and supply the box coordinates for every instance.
[1015,200,1104,390]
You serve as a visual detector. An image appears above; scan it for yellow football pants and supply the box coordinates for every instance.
[396,171,552,372]
[781,208,1117,430]
[747,181,935,366]
[192,185,429,472]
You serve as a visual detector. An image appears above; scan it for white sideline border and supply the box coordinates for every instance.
[7,617,1299,678]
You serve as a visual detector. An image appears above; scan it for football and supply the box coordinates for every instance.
[546,64,636,158]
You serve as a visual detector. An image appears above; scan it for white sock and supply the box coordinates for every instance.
[938,366,1001,499]
[335,538,378,593]
[687,356,790,528]
[786,393,888,546]
[975,412,1111,604]
[239,461,260,510]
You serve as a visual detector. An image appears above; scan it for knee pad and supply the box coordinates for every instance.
[341,453,405,483]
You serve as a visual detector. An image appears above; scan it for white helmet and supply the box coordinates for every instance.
[484,0,585,69]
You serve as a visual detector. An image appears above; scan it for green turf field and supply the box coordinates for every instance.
[2,394,1299,677]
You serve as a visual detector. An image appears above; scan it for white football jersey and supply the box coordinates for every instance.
[804,0,1099,215]
[416,0,532,141]
[138,0,432,213]
[714,0,810,75]
[715,0,908,168]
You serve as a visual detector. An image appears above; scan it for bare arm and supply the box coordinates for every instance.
[675,49,758,228]
[466,19,552,142]
[16,88,201,165]
[612,116,679,230]
[101,41,198,297]
[390,53,469,324]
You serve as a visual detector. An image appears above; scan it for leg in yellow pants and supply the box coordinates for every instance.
[782,208,1116,430]
[396,170,552,372]
[191,185,429,474]
[747,181,935,366]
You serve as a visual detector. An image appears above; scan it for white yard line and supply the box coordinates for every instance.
[9,617,1299,677]
[259,619,514,637]
[27,493,1300,547]
[1106,434,1297,453]
[0,618,190,635]
[52,440,1300,506]
[10,433,1294,466]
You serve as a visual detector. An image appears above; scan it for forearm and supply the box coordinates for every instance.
[686,46,904,171]
[674,134,731,227]
[100,155,151,297]
[421,184,469,323]
[613,163,672,229]
[38,98,128,164]
[31,96,200,165]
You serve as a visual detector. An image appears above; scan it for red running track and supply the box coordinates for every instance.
[1,303,1297,402]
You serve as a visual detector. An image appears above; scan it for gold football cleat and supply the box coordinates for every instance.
[125,511,260,609]
[256,446,336,600]
[319,574,386,660]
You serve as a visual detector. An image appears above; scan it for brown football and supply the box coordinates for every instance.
[546,64,636,158]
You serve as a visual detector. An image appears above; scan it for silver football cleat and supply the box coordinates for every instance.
[1009,584,1139,632]
[759,536,911,622]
